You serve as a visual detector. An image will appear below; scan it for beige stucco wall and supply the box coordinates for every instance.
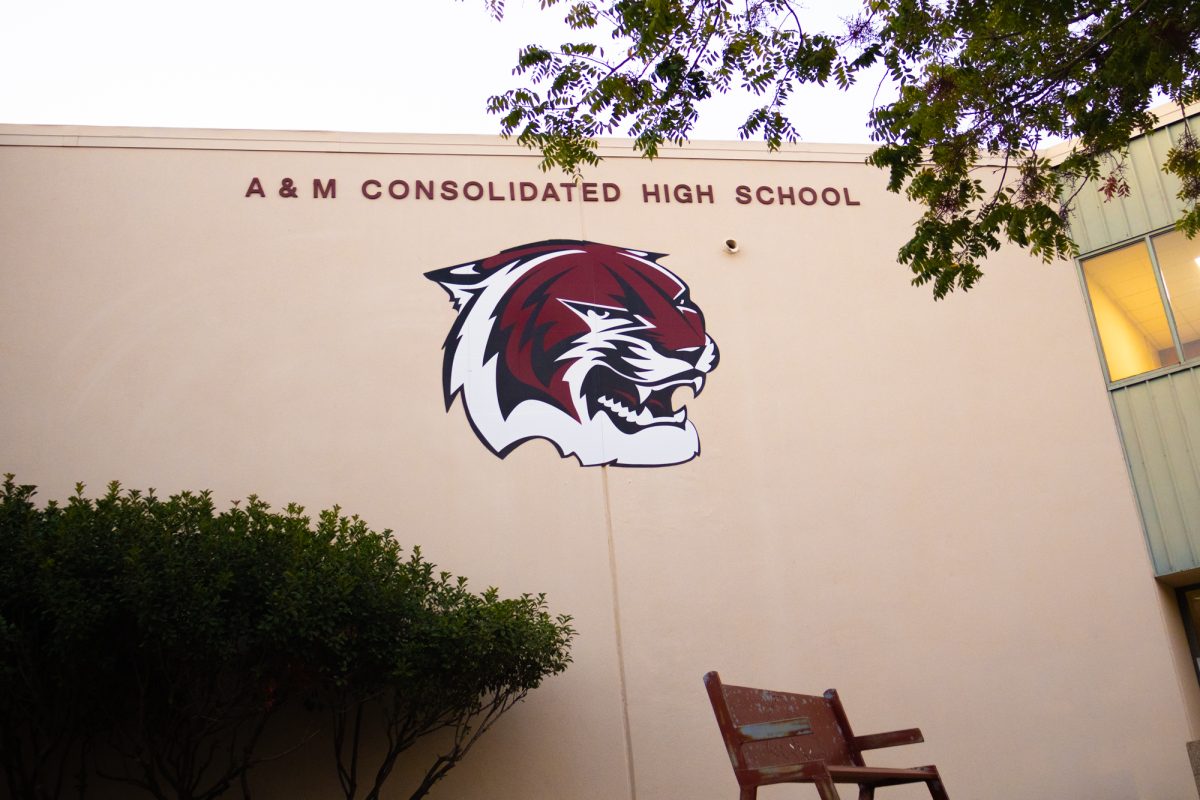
[2,125,1198,799]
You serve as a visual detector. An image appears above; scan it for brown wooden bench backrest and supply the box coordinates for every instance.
[705,672,860,771]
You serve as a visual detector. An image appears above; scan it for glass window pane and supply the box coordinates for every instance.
[1081,241,1179,381]
[1153,229,1200,362]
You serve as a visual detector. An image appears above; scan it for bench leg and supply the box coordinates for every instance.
[925,776,949,800]
[738,787,757,800]
[857,787,875,800]
[813,773,842,800]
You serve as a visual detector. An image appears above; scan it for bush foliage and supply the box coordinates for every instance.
[0,476,575,800]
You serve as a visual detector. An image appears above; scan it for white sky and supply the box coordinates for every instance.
[1,0,888,144]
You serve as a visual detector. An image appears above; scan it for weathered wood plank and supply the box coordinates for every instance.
[736,716,812,742]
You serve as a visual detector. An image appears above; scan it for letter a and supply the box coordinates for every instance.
[245,177,266,198]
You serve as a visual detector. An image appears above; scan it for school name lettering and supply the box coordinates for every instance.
[243,177,863,208]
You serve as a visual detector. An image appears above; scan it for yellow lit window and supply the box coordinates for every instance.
[1082,242,1180,382]
[1153,230,1200,362]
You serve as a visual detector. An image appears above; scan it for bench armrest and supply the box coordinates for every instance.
[853,728,924,750]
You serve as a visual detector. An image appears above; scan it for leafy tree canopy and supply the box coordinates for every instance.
[478,0,1200,297]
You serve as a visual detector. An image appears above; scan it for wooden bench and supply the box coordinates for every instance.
[704,671,949,800]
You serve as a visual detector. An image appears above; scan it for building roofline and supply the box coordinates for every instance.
[1039,98,1200,162]
[0,123,879,164]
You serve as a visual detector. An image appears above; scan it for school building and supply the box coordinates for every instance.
[2,103,1200,799]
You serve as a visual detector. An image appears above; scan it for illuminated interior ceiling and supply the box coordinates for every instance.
[1085,244,1173,350]
[1154,230,1200,345]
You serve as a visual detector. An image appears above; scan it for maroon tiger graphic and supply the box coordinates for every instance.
[426,240,719,467]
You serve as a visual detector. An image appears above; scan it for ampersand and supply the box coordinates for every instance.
[278,178,298,198]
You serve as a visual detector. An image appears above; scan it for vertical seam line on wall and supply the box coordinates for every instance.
[1121,386,1169,572]
[1115,144,1134,242]
[1134,136,1155,232]
[1147,380,1187,572]
[1178,369,1200,566]
[601,465,639,800]
[1147,126,1174,220]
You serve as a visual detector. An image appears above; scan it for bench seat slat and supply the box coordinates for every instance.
[740,763,939,786]
[826,765,940,782]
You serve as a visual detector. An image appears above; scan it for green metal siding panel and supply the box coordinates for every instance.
[1112,389,1171,571]
[1112,366,1200,575]
[1068,114,1194,254]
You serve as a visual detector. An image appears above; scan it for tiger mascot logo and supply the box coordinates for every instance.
[426,240,719,467]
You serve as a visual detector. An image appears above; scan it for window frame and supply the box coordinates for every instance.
[1076,225,1197,388]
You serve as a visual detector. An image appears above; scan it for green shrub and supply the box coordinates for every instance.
[0,476,575,800]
